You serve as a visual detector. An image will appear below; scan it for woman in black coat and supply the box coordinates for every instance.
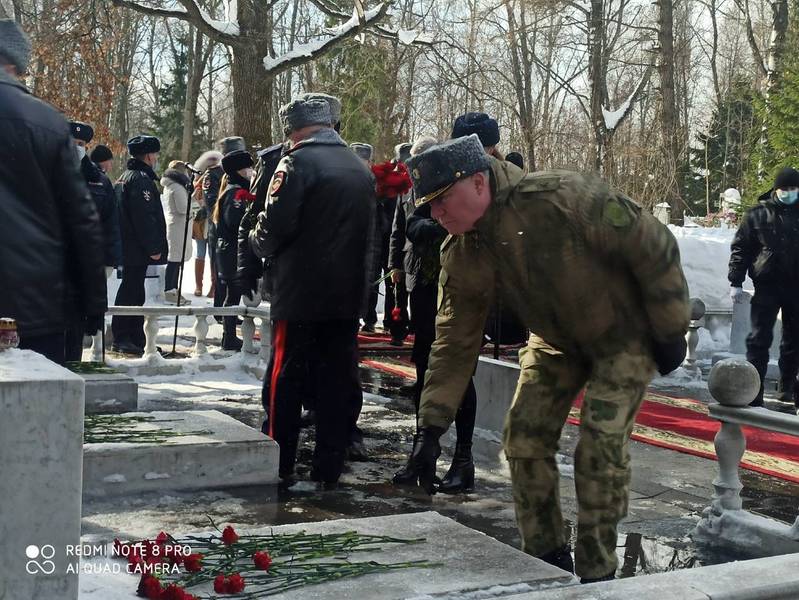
[213,149,255,350]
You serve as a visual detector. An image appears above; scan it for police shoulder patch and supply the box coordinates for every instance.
[270,171,285,196]
[603,198,634,228]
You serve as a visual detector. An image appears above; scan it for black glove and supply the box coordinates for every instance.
[411,426,444,495]
[84,315,105,336]
[652,337,687,376]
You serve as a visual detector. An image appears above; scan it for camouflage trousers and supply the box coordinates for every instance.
[503,336,656,579]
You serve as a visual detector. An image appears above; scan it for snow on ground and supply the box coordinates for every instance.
[668,224,745,311]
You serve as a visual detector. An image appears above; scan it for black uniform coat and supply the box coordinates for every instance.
[0,71,107,337]
[249,128,375,321]
[729,191,799,290]
[117,158,168,266]
[82,155,122,267]
[216,177,254,281]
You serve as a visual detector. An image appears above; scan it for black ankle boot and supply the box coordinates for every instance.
[438,442,474,493]
[581,571,615,584]
[778,377,797,403]
[392,434,420,486]
[537,545,574,574]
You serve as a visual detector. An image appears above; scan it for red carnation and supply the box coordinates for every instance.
[234,189,256,202]
[137,573,163,599]
[253,550,272,571]
[227,573,246,593]
[213,575,227,593]
[162,583,196,600]
[391,307,402,322]
[221,525,239,546]
[372,160,412,198]
[183,553,204,573]
[155,531,170,545]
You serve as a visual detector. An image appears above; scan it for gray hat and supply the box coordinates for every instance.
[394,142,412,164]
[350,143,374,161]
[127,135,160,155]
[0,20,31,74]
[407,134,491,207]
[218,136,246,154]
[302,92,342,126]
[280,98,332,136]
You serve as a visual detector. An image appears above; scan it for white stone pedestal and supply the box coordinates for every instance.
[0,349,85,600]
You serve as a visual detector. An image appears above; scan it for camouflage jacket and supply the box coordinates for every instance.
[419,159,690,430]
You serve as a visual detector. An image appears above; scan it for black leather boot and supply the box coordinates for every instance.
[222,316,243,351]
[392,434,420,486]
[438,442,474,493]
[537,545,574,574]
[777,377,797,403]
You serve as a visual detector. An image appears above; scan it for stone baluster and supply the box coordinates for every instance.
[705,358,761,514]
[711,421,745,512]
[89,331,103,363]
[241,295,261,355]
[143,314,160,363]
[259,318,271,361]
[193,315,210,356]
[683,298,706,378]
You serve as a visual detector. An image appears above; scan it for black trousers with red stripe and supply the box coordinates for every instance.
[261,319,361,482]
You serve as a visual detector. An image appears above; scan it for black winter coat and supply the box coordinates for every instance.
[388,193,446,292]
[82,155,122,267]
[729,192,799,289]
[0,72,107,337]
[237,143,283,296]
[203,165,223,248]
[249,128,376,321]
[117,158,168,266]
[215,177,254,281]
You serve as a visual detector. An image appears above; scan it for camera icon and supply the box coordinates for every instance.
[25,544,56,575]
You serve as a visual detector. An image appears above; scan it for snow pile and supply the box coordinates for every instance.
[668,225,744,310]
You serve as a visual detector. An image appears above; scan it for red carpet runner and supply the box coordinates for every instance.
[363,357,799,483]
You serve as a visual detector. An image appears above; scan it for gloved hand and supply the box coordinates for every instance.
[411,426,445,495]
[730,287,745,303]
[652,337,688,376]
[84,315,105,336]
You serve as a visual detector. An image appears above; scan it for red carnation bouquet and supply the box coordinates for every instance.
[233,189,256,203]
[371,161,413,198]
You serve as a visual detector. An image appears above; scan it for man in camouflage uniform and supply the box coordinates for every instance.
[407,135,690,583]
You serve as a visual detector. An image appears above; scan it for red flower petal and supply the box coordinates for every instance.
[221,526,239,546]
[213,575,227,593]
[227,573,246,593]
[252,551,273,571]
[155,531,170,545]
[137,574,163,599]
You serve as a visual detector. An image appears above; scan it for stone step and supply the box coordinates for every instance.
[82,410,278,498]
[82,372,138,414]
[78,511,574,599]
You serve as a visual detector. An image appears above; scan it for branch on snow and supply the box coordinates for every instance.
[601,65,652,131]
[111,0,240,45]
[262,2,390,75]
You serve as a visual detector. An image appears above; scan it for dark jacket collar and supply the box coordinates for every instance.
[228,172,250,190]
[0,69,28,94]
[81,155,103,184]
[127,158,157,180]
[287,128,346,154]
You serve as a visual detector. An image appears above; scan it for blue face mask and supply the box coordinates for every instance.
[777,189,799,205]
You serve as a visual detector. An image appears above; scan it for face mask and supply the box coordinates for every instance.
[152,159,159,172]
[777,189,799,205]
[76,145,86,161]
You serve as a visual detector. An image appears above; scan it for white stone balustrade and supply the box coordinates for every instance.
[693,358,799,556]
[90,305,271,361]
[683,297,706,378]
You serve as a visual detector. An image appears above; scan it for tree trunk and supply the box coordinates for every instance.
[181,28,207,161]
[658,0,682,221]
[588,0,607,174]
[231,44,274,147]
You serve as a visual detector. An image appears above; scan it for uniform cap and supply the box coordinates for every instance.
[222,149,254,176]
[451,112,500,148]
[350,143,374,161]
[0,19,30,74]
[407,134,491,207]
[505,152,524,170]
[69,121,94,143]
[394,142,412,164]
[279,98,332,136]
[301,92,342,126]
[774,167,799,190]
[127,135,160,155]
[218,136,246,154]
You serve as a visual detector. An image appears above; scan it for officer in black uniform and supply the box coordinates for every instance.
[730,166,799,408]
[111,135,167,355]
[249,97,375,488]
[67,120,121,361]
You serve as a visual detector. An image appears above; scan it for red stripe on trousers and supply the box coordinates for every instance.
[268,320,287,439]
